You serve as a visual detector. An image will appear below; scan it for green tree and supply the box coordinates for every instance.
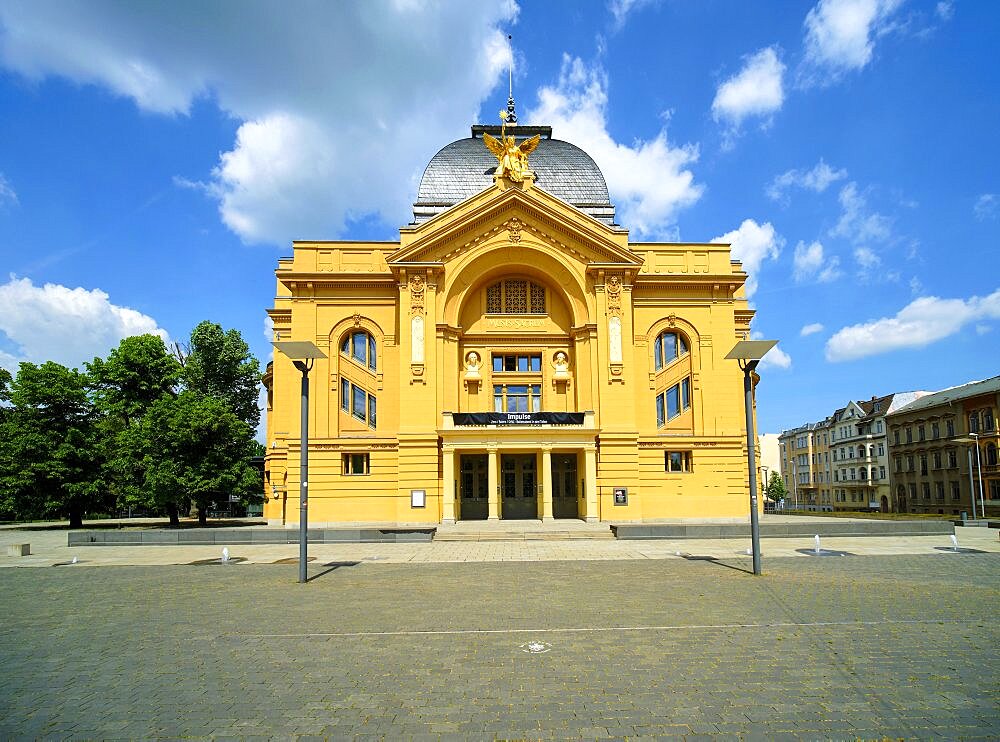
[88,335,182,514]
[0,362,108,527]
[765,471,788,503]
[133,392,261,526]
[183,321,261,429]
[88,335,181,425]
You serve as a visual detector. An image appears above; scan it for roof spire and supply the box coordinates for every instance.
[505,34,517,125]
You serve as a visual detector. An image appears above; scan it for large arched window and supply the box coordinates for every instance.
[486,279,546,314]
[339,330,377,429]
[653,331,689,371]
[341,331,376,372]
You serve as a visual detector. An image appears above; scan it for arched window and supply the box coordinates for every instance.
[988,443,998,467]
[341,331,376,372]
[653,331,689,371]
[486,279,546,314]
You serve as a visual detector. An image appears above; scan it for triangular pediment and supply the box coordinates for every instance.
[388,182,641,269]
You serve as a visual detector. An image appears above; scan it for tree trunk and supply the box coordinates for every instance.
[167,503,180,528]
[68,508,84,529]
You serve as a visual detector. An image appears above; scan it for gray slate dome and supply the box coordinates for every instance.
[412,125,616,226]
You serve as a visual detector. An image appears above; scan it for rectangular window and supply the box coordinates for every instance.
[948,450,957,468]
[906,428,913,443]
[921,482,931,500]
[935,482,945,501]
[341,378,350,412]
[878,443,885,456]
[368,394,377,428]
[907,455,914,471]
[951,482,961,501]
[665,451,692,472]
[655,394,665,427]
[969,413,979,433]
[879,466,886,479]
[946,419,955,437]
[920,455,928,475]
[352,385,367,421]
[931,422,940,439]
[876,420,883,433]
[343,453,370,475]
[494,384,541,413]
[666,385,680,420]
[918,425,925,441]
[681,378,690,409]
[933,451,941,469]
[985,410,995,431]
[493,353,542,373]
[893,429,899,445]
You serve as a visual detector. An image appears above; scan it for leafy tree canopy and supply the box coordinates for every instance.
[184,321,261,429]
[88,334,181,424]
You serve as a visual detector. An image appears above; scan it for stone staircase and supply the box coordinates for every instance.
[434,520,615,541]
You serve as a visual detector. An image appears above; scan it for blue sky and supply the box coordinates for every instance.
[0,0,997,437]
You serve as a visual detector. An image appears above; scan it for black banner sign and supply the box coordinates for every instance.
[451,412,585,426]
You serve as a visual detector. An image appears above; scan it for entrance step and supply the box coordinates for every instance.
[434,520,614,542]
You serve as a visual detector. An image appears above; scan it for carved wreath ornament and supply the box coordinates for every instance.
[505,218,523,243]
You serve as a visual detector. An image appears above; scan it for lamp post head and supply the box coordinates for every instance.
[272,341,327,361]
[726,340,778,362]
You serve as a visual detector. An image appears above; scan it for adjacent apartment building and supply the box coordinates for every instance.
[779,392,925,512]
[886,375,999,518]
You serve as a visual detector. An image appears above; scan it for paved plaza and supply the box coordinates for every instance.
[1,529,998,740]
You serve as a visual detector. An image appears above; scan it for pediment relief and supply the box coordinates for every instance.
[389,186,640,269]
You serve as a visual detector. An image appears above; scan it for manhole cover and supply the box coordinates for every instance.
[519,640,552,654]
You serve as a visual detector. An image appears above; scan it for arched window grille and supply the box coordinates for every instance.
[486,279,545,314]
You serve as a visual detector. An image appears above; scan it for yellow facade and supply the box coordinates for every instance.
[263,132,757,525]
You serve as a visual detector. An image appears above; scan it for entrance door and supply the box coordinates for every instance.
[459,455,489,520]
[501,454,537,519]
[552,454,579,519]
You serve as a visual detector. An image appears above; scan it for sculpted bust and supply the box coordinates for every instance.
[553,351,569,377]
[464,351,481,379]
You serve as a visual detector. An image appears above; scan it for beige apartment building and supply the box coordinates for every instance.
[886,376,999,517]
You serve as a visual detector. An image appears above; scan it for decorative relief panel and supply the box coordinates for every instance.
[606,275,623,317]
[409,274,425,315]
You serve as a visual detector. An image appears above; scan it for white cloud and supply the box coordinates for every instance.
[935,1,954,21]
[825,287,1000,361]
[975,323,992,335]
[974,193,998,221]
[793,240,841,283]
[0,173,17,207]
[766,159,847,203]
[608,0,658,29]
[0,2,519,245]
[530,55,703,237]
[853,246,881,269]
[712,47,785,131]
[909,276,923,295]
[801,0,905,83]
[0,276,169,372]
[831,182,892,244]
[751,332,791,370]
[801,322,825,336]
[711,219,783,297]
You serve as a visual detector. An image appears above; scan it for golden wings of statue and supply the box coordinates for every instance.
[483,132,540,183]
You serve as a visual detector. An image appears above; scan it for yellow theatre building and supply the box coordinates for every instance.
[263,118,759,526]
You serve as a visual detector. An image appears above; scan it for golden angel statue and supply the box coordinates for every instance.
[484,131,540,183]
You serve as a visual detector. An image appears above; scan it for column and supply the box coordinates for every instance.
[442,447,456,524]
[541,447,554,522]
[487,447,499,521]
[583,445,598,522]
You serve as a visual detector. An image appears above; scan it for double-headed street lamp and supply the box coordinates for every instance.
[726,339,778,576]
[272,341,327,583]
[953,434,985,521]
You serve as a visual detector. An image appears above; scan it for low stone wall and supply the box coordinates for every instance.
[69,527,435,546]
[612,520,955,540]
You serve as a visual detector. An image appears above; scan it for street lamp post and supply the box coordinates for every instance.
[953,435,985,521]
[273,341,328,583]
[726,339,778,576]
[761,465,770,502]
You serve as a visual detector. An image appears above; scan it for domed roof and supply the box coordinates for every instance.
[412,125,616,226]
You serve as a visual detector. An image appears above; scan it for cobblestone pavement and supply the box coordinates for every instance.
[1,554,997,740]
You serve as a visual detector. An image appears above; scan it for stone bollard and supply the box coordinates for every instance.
[6,544,30,556]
